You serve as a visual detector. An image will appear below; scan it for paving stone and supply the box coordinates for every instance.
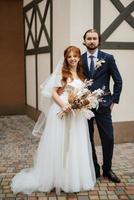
[88,191,98,195]
[106,191,115,195]
[107,194,118,199]
[0,167,6,173]
[125,186,134,190]
[98,183,107,187]
[38,197,48,200]
[16,193,28,198]
[99,187,107,191]
[28,197,38,200]
[16,197,28,200]
[0,194,6,198]
[98,191,107,195]
[118,195,129,199]
[99,195,108,200]
[47,192,57,197]
[115,187,125,195]
[57,197,67,200]
[108,187,116,191]
[1,182,9,186]
[77,192,88,196]
[0,116,134,200]
[77,196,89,200]
[5,193,16,198]
[116,183,125,187]
[126,183,134,186]
[126,190,134,195]
[128,195,134,200]
[93,187,99,191]
[48,197,57,200]
[30,193,37,197]
[67,195,77,200]
[35,193,46,197]
[4,190,12,194]
[89,195,99,200]
[108,183,116,187]
[128,179,134,183]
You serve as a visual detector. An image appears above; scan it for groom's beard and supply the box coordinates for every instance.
[86,43,99,50]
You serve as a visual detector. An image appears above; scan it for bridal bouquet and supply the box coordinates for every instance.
[57,80,104,120]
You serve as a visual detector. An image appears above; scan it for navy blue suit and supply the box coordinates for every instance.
[81,50,122,174]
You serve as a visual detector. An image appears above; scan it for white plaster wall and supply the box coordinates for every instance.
[23,0,33,7]
[26,55,36,108]
[100,0,134,122]
[25,9,35,49]
[24,0,70,67]
[53,0,70,67]
[105,50,134,122]
[23,0,134,122]
[69,0,134,122]
[37,53,50,110]
[70,0,93,52]
[24,0,52,110]
[101,0,134,42]
[37,1,50,47]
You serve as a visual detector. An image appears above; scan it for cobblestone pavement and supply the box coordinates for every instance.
[0,115,134,200]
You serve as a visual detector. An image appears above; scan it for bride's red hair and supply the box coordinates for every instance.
[61,46,85,88]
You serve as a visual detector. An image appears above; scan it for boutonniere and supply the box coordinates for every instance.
[96,59,106,69]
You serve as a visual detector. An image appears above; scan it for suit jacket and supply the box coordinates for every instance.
[81,50,122,113]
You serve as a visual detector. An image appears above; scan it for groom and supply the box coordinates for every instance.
[81,29,122,183]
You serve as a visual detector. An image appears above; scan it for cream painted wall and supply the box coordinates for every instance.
[69,0,134,122]
[53,0,70,67]
[69,0,93,51]
[38,54,50,110]
[23,0,70,67]
[23,0,70,110]
[23,0,33,7]
[26,55,36,107]
[23,0,134,122]
[105,50,134,122]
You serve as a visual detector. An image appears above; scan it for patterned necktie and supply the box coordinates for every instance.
[89,55,95,78]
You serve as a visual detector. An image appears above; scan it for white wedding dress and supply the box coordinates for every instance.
[11,79,96,194]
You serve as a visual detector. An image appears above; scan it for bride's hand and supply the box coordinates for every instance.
[61,103,71,113]
[57,87,64,95]
[84,79,93,86]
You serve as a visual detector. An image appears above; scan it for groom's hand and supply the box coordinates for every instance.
[110,103,114,111]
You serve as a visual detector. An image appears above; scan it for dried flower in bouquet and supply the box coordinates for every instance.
[57,79,104,119]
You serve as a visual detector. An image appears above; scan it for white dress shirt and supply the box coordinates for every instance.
[86,49,98,71]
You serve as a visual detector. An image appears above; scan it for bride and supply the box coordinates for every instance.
[11,46,96,195]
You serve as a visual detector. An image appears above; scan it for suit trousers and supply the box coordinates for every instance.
[88,110,114,173]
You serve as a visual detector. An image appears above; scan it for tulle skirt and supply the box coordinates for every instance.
[11,102,96,194]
